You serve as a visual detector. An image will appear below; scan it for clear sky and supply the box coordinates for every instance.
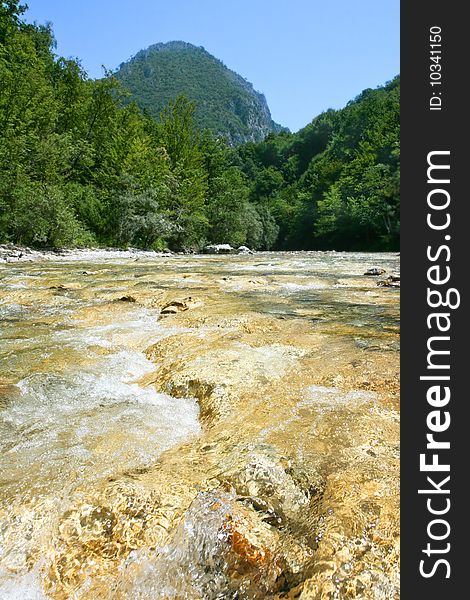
[24,0,399,132]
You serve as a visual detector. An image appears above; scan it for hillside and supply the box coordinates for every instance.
[238,76,400,249]
[114,41,283,145]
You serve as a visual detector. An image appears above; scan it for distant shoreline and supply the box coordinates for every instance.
[1,244,399,264]
[0,245,173,263]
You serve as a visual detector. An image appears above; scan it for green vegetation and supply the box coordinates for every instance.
[0,2,399,252]
[239,77,400,250]
[115,41,283,147]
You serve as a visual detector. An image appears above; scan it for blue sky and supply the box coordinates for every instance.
[24,1,399,132]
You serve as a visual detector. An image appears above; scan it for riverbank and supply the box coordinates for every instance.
[0,252,400,599]
[0,244,175,263]
[1,243,257,263]
[0,244,400,263]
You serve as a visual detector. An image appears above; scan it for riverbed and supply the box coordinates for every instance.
[0,251,400,599]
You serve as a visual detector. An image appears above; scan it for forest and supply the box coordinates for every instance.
[0,1,400,252]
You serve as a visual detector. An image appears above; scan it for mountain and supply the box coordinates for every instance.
[114,41,284,146]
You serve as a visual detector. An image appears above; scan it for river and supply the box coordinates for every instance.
[0,251,399,599]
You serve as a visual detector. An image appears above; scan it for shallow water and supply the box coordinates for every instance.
[0,251,399,599]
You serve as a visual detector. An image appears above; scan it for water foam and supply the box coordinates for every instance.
[0,303,200,500]
[1,349,200,498]
[0,570,47,600]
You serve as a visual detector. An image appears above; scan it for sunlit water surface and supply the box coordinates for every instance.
[0,251,399,599]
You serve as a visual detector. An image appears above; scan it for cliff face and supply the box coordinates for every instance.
[114,41,284,145]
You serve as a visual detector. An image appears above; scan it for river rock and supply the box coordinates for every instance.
[138,490,315,599]
[0,244,24,261]
[377,273,400,288]
[218,443,324,528]
[237,246,254,255]
[145,338,304,423]
[204,244,236,254]
[220,499,313,597]
[49,283,81,291]
[160,296,204,314]
[364,267,386,276]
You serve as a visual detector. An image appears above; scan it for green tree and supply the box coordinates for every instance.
[8,180,94,248]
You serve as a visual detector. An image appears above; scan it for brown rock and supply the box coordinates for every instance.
[364,267,386,276]
[377,275,400,288]
[160,297,204,315]
[116,295,137,302]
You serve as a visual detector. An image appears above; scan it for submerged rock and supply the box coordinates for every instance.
[377,274,400,288]
[218,443,324,527]
[48,283,81,291]
[116,490,314,600]
[364,267,386,276]
[160,296,204,314]
[145,337,304,423]
[116,295,137,302]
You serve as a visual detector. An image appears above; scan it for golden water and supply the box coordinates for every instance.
[0,252,399,599]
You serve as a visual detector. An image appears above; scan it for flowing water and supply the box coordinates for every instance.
[0,251,399,599]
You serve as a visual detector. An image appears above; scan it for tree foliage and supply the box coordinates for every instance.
[114,41,283,146]
[0,5,399,252]
[238,78,400,250]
